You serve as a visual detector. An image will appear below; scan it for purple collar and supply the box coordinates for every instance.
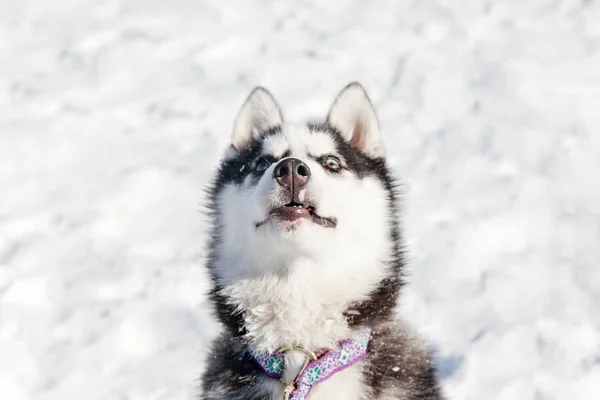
[253,329,371,400]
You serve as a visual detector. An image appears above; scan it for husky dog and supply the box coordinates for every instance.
[200,83,442,399]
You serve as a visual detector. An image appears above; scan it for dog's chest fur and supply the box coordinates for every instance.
[221,258,382,353]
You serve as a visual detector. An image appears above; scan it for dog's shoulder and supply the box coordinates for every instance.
[363,321,443,399]
[200,333,278,400]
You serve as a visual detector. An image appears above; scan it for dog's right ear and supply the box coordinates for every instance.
[326,82,384,159]
[229,87,284,153]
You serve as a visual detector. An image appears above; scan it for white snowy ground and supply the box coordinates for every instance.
[1,1,599,399]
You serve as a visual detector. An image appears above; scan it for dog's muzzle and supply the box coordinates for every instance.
[255,158,337,229]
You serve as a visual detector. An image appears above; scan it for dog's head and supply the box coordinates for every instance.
[208,83,400,284]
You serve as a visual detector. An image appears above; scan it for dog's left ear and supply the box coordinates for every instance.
[326,82,384,158]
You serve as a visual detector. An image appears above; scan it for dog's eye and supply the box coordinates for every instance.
[255,158,270,173]
[323,156,342,172]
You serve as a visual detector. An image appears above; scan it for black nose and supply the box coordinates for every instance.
[273,158,311,191]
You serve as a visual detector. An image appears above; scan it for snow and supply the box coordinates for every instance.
[1,1,599,399]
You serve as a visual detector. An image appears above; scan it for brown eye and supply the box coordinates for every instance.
[323,156,342,172]
[256,158,270,173]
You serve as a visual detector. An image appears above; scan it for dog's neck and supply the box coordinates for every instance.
[219,256,390,353]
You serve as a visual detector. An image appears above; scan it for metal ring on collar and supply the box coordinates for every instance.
[276,344,318,361]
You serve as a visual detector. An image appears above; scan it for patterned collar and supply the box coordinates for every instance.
[253,329,371,400]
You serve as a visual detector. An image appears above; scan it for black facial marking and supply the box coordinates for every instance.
[307,123,389,179]
[212,125,282,190]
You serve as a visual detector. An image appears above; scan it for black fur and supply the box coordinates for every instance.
[201,334,274,400]
[365,323,442,399]
[209,285,247,336]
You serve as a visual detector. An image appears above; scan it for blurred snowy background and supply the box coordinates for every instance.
[1,1,599,399]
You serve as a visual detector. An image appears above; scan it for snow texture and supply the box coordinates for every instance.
[1,1,599,399]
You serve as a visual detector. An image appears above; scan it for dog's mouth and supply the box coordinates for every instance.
[256,201,337,228]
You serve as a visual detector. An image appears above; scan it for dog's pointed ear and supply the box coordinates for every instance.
[326,82,384,158]
[230,87,283,153]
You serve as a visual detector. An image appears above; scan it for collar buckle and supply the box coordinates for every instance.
[277,343,318,361]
